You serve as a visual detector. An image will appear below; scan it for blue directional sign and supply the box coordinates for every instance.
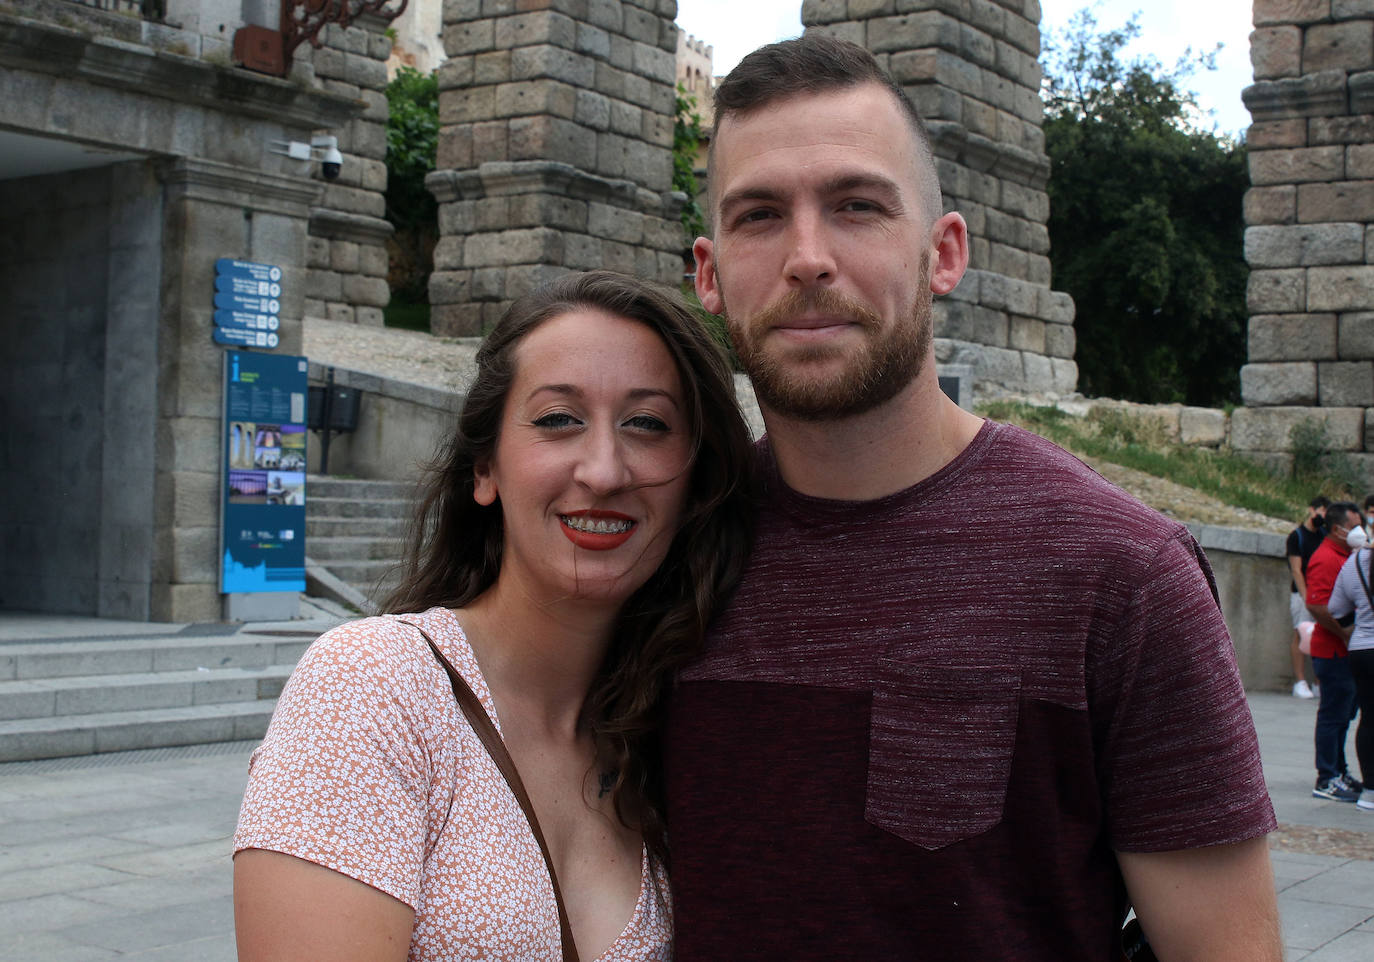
[214,327,280,349]
[214,309,280,332]
[214,258,284,351]
[215,291,280,315]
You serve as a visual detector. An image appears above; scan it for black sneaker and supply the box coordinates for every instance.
[1338,773,1365,793]
[1314,777,1360,802]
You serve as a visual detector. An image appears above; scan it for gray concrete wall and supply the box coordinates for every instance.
[0,162,161,619]
[1190,524,1293,693]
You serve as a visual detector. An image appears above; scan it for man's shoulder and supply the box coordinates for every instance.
[979,422,1186,538]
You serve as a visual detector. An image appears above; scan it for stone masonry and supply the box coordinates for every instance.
[298,20,396,327]
[1241,0,1374,480]
[802,0,1077,396]
[425,0,687,335]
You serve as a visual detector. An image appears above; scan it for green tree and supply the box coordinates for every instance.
[1042,11,1248,405]
[384,67,439,318]
[674,84,707,242]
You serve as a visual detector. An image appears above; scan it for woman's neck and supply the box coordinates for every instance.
[457,582,618,740]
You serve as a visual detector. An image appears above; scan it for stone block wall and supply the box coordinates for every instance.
[426,0,686,335]
[802,0,1077,396]
[1240,0,1374,482]
[297,21,396,326]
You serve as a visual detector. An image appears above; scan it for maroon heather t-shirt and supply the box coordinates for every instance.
[664,421,1275,961]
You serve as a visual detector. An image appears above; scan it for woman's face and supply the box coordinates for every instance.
[474,307,694,607]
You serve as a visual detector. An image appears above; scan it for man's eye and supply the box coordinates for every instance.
[843,200,879,213]
[739,208,775,224]
[625,414,669,432]
[532,412,580,429]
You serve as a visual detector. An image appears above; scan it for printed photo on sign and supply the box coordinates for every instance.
[229,421,256,469]
[267,471,305,506]
[279,424,306,471]
[229,470,268,504]
[254,424,282,468]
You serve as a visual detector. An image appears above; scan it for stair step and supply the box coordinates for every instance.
[307,516,408,538]
[307,496,412,519]
[307,477,416,500]
[322,559,402,586]
[0,700,278,763]
[0,665,295,721]
[307,536,405,561]
[0,636,312,681]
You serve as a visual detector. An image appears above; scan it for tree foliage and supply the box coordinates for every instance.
[1043,11,1248,406]
[674,84,707,242]
[384,67,439,311]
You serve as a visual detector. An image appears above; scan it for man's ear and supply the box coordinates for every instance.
[928,211,970,296]
[473,461,498,506]
[693,236,724,315]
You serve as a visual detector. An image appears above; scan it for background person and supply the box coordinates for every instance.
[1304,501,1365,803]
[665,34,1280,962]
[1287,496,1329,698]
[233,271,753,961]
[1325,519,1374,811]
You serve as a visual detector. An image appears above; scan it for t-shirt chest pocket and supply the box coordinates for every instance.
[866,661,1021,850]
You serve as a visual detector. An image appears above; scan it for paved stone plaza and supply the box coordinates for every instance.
[0,671,1369,959]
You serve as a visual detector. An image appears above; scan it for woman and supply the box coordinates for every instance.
[1327,515,1374,810]
[233,271,753,960]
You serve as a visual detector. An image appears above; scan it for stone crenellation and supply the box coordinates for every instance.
[802,0,1078,397]
[425,0,687,336]
[1241,0,1374,482]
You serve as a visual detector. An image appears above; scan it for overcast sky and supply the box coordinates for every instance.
[674,0,1256,136]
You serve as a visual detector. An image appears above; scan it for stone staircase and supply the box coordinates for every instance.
[306,475,415,608]
[0,628,316,763]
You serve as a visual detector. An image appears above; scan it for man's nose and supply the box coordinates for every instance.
[784,211,836,287]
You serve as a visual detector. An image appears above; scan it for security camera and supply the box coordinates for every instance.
[312,135,343,181]
[269,134,343,181]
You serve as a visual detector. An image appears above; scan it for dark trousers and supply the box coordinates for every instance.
[1348,649,1374,784]
[1313,655,1358,781]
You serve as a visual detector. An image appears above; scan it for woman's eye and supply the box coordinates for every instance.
[532,412,580,429]
[625,414,670,432]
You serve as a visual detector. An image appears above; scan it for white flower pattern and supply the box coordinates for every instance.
[234,606,672,961]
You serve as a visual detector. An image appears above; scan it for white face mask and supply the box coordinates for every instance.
[1347,526,1368,551]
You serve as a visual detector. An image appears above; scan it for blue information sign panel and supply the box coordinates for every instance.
[214,259,283,351]
[221,351,308,594]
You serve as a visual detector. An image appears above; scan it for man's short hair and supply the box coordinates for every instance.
[1311,495,1332,510]
[708,34,941,220]
[1323,501,1360,531]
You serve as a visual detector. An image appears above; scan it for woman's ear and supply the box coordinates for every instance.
[473,461,498,506]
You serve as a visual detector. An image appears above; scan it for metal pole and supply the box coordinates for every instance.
[319,366,335,475]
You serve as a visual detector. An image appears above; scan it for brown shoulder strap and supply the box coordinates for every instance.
[398,620,580,962]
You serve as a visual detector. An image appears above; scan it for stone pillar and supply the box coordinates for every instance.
[1239,0,1374,479]
[153,158,320,622]
[300,20,395,326]
[802,0,1077,396]
[426,0,686,336]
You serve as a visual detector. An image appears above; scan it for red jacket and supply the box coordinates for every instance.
[1306,537,1351,658]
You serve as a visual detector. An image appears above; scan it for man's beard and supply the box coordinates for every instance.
[726,271,932,423]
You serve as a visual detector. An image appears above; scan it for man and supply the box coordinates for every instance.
[664,35,1280,961]
[1303,501,1363,802]
[1287,496,1329,698]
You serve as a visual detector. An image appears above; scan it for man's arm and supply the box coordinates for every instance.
[1288,555,1307,600]
[1305,600,1352,643]
[1117,837,1281,962]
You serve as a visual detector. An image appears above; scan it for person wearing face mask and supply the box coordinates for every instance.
[1327,515,1374,810]
[1303,502,1365,802]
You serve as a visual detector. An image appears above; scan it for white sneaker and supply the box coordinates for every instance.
[1293,680,1316,699]
[1358,790,1374,811]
